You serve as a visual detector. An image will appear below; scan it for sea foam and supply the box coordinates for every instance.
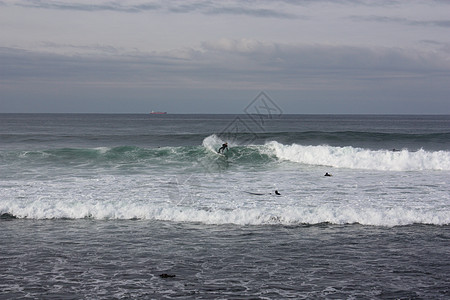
[266,141,450,171]
[202,134,228,154]
[2,199,449,226]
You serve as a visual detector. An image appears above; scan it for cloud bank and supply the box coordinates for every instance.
[1,0,450,113]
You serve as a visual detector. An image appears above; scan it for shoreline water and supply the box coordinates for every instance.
[1,219,448,299]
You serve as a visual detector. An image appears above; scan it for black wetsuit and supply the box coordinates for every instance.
[218,143,228,153]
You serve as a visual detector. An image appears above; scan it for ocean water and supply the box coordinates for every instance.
[0,113,449,299]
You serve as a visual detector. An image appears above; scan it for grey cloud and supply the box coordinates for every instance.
[15,0,161,13]
[8,0,450,21]
[201,40,450,73]
[420,40,445,46]
[2,42,450,114]
[165,1,299,19]
[40,42,121,54]
[349,15,450,28]
[11,0,298,18]
[166,2,207,14]
[415,20,450,28]
[2,41,449,91]
[274,0,409,8]
[418,40,450,53]
[204,6,297,19]
[0,46,201,88]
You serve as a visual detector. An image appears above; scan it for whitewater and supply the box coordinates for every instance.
[2,136,450,226]
[1,113,449,299]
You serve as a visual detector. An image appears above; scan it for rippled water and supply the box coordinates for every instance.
[1,114,449,298]
[1,220,448,299]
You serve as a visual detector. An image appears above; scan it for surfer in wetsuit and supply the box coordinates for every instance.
[218,142,228,154]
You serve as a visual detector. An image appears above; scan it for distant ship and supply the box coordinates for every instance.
[149,111,167,114]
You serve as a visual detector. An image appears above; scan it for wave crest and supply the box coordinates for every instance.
[2,201,448,226]
[267,141,450,171]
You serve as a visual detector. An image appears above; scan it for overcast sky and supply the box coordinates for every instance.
[1,0,450,114]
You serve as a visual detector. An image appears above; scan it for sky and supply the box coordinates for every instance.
[1,0,450,114]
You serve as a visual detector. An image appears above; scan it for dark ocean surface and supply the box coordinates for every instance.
[1,114,449,299]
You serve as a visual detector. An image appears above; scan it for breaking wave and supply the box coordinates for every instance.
[2,199,448,226]
[1,135,449,172]
[266,141,450,171]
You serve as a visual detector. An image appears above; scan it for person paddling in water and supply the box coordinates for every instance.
[218,142,228,154]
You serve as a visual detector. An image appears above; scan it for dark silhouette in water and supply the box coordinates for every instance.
[218,142,228,153]
[1,213,17,219]
[244,190,281,196]
[324,172,332,177]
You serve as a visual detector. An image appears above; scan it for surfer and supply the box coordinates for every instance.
[244,190,281,196]
[268,190,281,195]
[324,172,332,177]
[218,142,228,154]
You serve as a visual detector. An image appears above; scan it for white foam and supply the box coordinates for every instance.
[1,141,449,226]
[202,134,223,153]
[266,141,450,171]
[94,147,110,154]
[1,170,448,226]
[3,198,449,226]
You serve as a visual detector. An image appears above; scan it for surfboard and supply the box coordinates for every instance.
[243,191,281,196]
[243,191,265,195]
[216,151,226,157]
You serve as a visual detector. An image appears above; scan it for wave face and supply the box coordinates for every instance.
[3,136,447,173]
[1,135,449,226]
[1,115,449,226]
